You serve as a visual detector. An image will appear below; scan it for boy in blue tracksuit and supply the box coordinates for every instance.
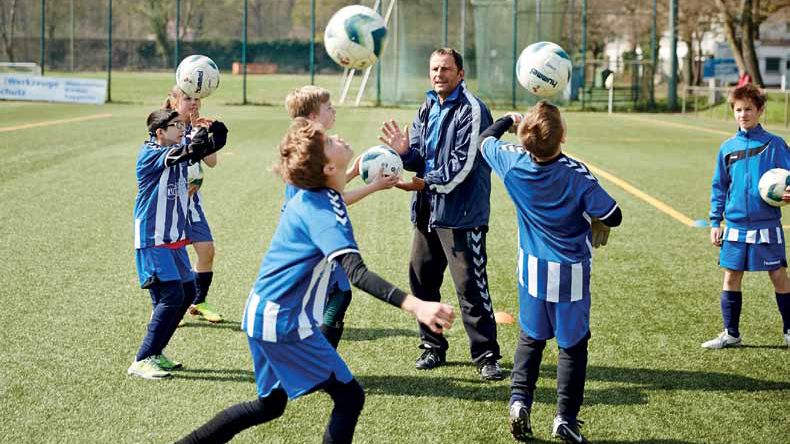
[705,83,790,349]
[479,101,621,443]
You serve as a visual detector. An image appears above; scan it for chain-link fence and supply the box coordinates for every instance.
[1,0,666,109]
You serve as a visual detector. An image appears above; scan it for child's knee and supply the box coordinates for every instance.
[259,388,287,420]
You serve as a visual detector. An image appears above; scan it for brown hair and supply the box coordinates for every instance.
[163,85,200,119]
[728,83,766,110]
[517,100,564,159]
[284,86,331,119]
[146,109,180,135]
[274,117,328,189]
[430,47,463,71]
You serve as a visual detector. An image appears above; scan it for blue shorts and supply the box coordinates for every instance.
[519,294,591,349]
[248,331,353,400]
[188,193,213,243]
[719,240,787,271]
[135,246,193,288]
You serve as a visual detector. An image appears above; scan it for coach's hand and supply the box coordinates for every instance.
[710,226,723,247]
[396,176,425,192]
[402,295,455,334]
[591,220,610,248]
[379,120,410,154]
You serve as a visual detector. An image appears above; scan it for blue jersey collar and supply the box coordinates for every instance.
[736,124,766,138]
[426,81,464,105]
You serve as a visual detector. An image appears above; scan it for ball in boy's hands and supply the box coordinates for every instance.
[360,145,403,184]
[758,168,790,207]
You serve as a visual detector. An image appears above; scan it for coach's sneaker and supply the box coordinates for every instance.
[783,329,790,347]
[415,347,446,370]
[477,356,505,381]
[127,357,172,380]
[154,354,183,371]
[508,401,533,442]
[552,416,588,444]
[701,329,742,349]
[193,302,223,323]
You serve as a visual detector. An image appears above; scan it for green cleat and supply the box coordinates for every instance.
[127,357,172,380]
[154,354,183,371]
[193,302,223,323]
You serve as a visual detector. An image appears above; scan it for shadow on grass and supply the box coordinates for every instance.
[341,327,415,341]
[181,320,242,330]
[360,364,790,406]
[174,367,255,383]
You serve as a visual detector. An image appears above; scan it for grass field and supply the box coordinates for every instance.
[1,94,789,444]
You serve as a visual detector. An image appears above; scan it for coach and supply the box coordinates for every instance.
[379,48,502,380]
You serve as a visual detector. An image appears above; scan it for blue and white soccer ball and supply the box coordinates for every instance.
[516,42,572,97]
[359,145,402,184]
[187,161,203,190]
[324,5,387,70]
[176,55,220,99]
[758,168,790,207]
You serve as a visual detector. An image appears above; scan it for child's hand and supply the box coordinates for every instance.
[710,227,723,246]
[379,120,410,154]
[371,173,400,190]
[782,185,790,201]
[395,176,425,192]
[346,154,362,180]
[591,220,610,248]
[409,298,455,334]
[503,112,523,133]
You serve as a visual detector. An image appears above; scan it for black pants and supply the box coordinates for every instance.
[511,330,589,419]
[409,214,500,363]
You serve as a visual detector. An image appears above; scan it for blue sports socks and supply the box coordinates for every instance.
[720,290,743,338]
[775,292,790,333]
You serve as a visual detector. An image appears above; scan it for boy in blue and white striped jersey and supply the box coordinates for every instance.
[175,118,454,444]
[706,83,790,350]
[479,101,621,444]
[129,109,227,380]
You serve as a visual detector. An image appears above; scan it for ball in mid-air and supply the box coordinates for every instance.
[359,145,402,184]
[324,5,387,70]
[758,168,790,207]
[516,41,572,97]
[176,55,220,99]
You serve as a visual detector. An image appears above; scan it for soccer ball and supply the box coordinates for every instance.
[324,5,387,70]
[516,41,572,97]
[758,168,790,207]
[187,161,203,189]
[359,145,402,184]
[176,55,220,99]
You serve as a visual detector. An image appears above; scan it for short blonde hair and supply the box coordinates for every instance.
[284,86,331,119]
[517,100,564,159]
[274,117,328,189]
[163,85,200,119]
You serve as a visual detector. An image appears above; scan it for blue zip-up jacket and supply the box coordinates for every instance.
[710,124,790,231]
[402,81,493,229]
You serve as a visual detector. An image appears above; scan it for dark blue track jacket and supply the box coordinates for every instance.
[402,81,493,229]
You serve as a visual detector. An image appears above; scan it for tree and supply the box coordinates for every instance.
[0,0,19,62]
[137,0,205,66]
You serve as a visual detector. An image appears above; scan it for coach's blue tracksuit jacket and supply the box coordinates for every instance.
[402,81,493,229]
[710,124,790,232]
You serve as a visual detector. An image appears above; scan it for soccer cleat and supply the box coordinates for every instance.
[154,354,183,371]
[415,348,446,370]
[783,329,790,347]
[127,357,172,380]
[477,358,505,381]
[701,329,742,349]
[193,302,223,323]
[552,415,588,444]
[509,401,533,442]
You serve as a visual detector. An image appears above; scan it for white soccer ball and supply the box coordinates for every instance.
[187,161,203,189]
[758,168,790,207]
[359,145,402,184]
[176,55,220,99]
[516,41,572,97]
[324,5,387,70]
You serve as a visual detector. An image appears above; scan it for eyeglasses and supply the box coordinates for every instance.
[166,122,185,130]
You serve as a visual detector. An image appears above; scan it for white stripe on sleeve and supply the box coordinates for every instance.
[429,87,482,194]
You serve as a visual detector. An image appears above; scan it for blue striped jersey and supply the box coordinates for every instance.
[242,188,358,343]
[133,141,190,248]
[722,225,784,244]
[481,137,617,301]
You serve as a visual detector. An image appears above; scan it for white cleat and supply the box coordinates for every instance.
[701,329,742,349]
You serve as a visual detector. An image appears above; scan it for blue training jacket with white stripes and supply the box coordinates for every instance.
[402,81,494,229]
